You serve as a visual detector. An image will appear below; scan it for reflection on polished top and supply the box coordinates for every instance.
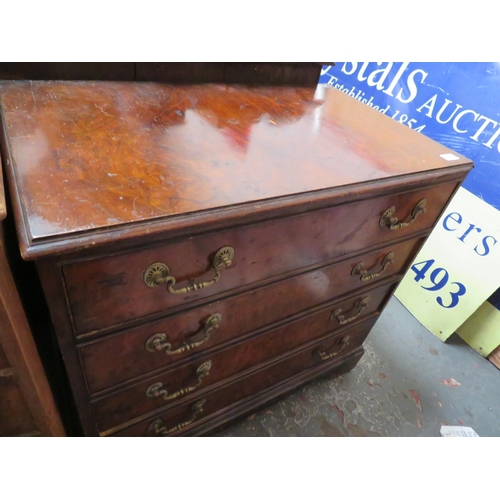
[0,81,468,241]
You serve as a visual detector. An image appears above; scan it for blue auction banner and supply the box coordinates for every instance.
[319,63,500,352]
[319,63,500,208]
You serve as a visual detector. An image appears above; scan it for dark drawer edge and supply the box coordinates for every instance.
[105,345,364,437]
[71,230,427,341]
[86,276,397,399]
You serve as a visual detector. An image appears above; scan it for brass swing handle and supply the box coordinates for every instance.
[145,360,212,402]
[316,336,350,361]
[380,199,427,230]
[143,246,234,294]
[148,399,206,436]
[145,313,222,355]
[331,297,369,325]
[351,252,394,282]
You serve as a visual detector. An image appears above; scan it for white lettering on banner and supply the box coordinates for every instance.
[417,100,500,148]
[470,116,498,142]
[325,63,500,153]
[395,188,500,341]
[436,100,463,124]
[341,62,358,76]
[339,63,417,101]
[416,95,438,117]
[395,68,428,104]
[320,65,332,76]
[356,62,371,82]
[382,63,410,97]
[367,63,394,90]
[452,109,480,134]
[325,77,393,115]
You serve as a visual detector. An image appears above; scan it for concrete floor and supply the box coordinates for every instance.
[215,297,500,437]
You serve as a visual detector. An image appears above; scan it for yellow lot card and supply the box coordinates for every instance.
[395,187,500,341]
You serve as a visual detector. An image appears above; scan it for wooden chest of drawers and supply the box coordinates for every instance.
[0,81,472,436]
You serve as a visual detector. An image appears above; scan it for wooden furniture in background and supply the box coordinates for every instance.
[0,154,65,436]
[0,81,472,436]
[0,62,323,86]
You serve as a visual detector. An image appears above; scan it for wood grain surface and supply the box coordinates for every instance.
[79,279,398,394]
[0,81,473,436]
[0,82,471,244]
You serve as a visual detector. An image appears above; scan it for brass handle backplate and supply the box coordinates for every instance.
[331,297,369,325]
[143,246,234,294]
[316,336,351,361]
[147,399,206,436]
[145,313,222,355]
[380,199,427,230]
[351,252,394,282]
[145,360,212,402]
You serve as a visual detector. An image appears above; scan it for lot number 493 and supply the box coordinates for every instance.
[410,259,466,309]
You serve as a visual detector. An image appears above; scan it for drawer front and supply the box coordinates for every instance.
[81,279,398,394]
[64,182,458,334]
[109,322,373,437]
[91,316,377,433]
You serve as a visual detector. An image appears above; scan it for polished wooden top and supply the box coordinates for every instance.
[0,81,471,248]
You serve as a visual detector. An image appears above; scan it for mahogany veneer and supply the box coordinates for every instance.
[0,81,472,436]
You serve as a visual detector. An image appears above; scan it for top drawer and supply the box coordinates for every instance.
[63,182,458,334]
